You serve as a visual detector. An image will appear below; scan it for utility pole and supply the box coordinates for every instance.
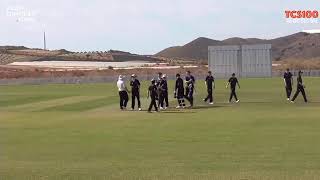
[43,30,46,50]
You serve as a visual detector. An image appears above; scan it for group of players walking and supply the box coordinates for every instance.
[117,68,308,112]
[117,70,240,112]
[284,69,308,103]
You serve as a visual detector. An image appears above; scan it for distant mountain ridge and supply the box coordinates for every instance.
[0,46,29,51]
[156,32,320,61]
[0,46,159,65]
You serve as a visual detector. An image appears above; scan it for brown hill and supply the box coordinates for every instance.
[270,32,320,60]
[156,32,320,61]
[157,37,222,60]
[0,47,161,65]
[0,46,29,51]
[222,37,266,45]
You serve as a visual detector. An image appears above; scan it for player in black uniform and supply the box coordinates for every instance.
[203,71,215,104]
[291,71,308,103]
[185,71,195,84]
[283,68,293,100]
[226,73,240,103]
[159,74,169,110]
[185,80,194,107]
[156,72,163,107]
[148,79,159,112]
[185,71,195,107]
[174,73,185,108]
[130,74,141,111]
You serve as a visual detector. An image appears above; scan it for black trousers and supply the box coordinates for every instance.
[229,88,238,102]
[204,88,213,103]
[291,86,308,102]
[160,91,169,108]
[157,91,161,107]
[285,85,292,98]
[185,89,194,106]
[131,91,141,109]
[148,97,158,111]
[119,91,128,109]
[177,91,185,107]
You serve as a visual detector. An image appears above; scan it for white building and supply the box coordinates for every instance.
[208,44,272,78]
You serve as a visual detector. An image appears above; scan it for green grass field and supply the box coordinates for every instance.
[1,78,320,180]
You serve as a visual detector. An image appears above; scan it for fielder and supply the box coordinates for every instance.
[153,72,162,107]
[283,68,293,100]
[159,74,169,110]
[147,79,159,112]
[175,73,185,108]
[185,71,195,107]
[226,73,240,103]
[291,70,308,103]
[130,74,141,111]
[203,71,215,104]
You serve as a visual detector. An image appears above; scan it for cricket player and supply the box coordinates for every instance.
[185,80,194,107]
[156,72,163,107]
[156,72,163,84]
[147,79,159,112]
[130,74,141,111]
[291,71,308,103]
[175,73,185,108]
[203,71,215,104]
[117,75,129,110]
[185,71,195,84]
[283,68,293,100]
[226,73,240,103]
[159,74,169,110]
[185,71,195,107]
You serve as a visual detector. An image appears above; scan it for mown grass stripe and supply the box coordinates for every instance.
[4,96,104,112]
[0,95,70,108]
[39,96,119,112]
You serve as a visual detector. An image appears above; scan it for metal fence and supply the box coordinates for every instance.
[272,70,320,77]
[0,70,319,85]
[0,74,180,86]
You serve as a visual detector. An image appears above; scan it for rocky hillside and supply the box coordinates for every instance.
[156,32,320,61]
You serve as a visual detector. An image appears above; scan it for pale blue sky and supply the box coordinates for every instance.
[0,0,319,54]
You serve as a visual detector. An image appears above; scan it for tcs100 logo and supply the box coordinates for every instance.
[285,10,319,18]
[285,10,319,24]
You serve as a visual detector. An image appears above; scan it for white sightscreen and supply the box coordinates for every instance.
[241,44,272,78]
[208,46,240,78]
[208,44,271,78]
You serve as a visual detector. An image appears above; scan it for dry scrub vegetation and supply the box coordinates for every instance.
[274,58,320,70]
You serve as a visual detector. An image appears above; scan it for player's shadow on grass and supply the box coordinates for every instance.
[161,105,226,112]
[131,110,195,113]
[240,101,273,104]
[160,111,196,114]
[191,105,226,110]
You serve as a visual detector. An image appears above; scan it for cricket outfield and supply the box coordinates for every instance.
[1,78,320,180]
